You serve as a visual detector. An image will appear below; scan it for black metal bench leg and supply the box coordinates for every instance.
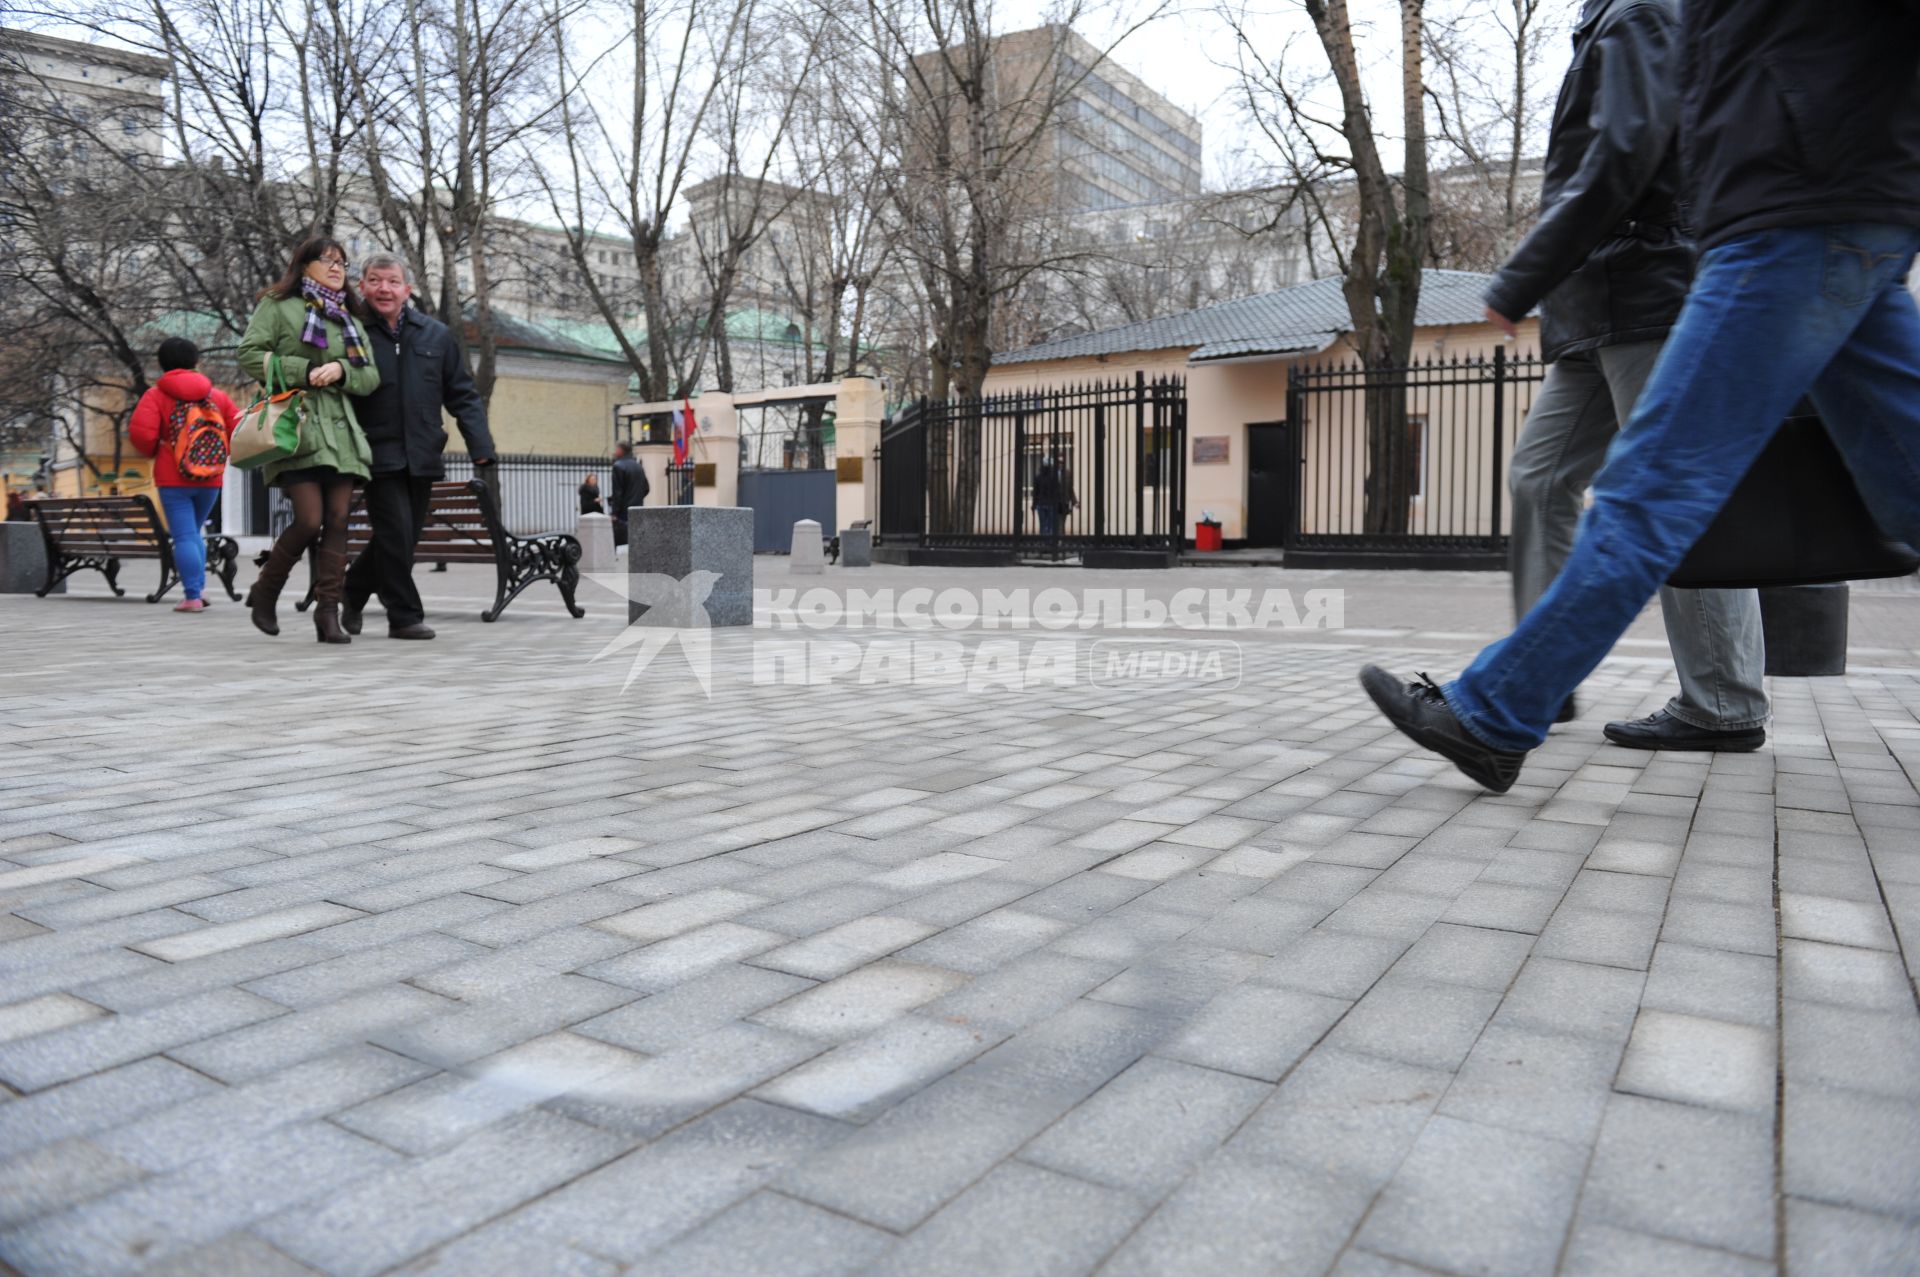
[213,543,242,601]
[558,565,585,618]
[146,555,178,604]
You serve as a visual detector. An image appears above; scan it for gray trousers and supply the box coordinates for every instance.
[1509,341,1769,730]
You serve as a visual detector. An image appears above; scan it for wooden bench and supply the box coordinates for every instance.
[30,495,240,603]
[288,479,583,622]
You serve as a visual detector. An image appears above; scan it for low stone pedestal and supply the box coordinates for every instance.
[629,505,753,626]
[577,513,616,575]
[839,527,871,567]
[0,523,58,594]
[790,519,825,575]
[1760,583,1848,677]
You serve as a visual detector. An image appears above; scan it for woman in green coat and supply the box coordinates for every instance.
[237,236,380,643]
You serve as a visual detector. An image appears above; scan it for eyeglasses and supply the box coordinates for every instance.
[317,256,349,271]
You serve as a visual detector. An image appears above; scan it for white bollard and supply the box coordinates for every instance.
[790,518,825,575]
[577,512,617,575]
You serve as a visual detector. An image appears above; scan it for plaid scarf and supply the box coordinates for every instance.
[298,277,369,367]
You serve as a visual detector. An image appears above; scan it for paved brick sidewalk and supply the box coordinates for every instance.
[1,564,1917,1275]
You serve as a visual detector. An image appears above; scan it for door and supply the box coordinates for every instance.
[738,469,837,552]
[1245,422,1291,547]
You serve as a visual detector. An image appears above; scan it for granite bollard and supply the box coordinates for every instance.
[0,522,59,594]
[628,505,753,626]
[790,519,825,575]
[839,527,871,567]
[577,513,616,575]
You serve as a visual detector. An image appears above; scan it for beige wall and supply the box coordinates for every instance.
[986,317,1542,540]
[454,356,628,457]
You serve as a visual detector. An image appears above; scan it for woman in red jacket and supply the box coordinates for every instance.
[129,337,240,612]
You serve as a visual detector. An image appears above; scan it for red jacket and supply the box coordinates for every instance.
[129,370,240,488]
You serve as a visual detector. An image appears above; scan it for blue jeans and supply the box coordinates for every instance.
[159,486,220,600]
[1448,224,1920,751]
[1037,506,1058,537]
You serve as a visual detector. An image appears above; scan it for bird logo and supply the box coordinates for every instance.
[581,570,722,697]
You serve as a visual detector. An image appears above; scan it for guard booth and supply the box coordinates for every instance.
[613,379,884,553]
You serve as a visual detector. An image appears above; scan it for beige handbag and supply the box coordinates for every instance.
[231,354,305,470]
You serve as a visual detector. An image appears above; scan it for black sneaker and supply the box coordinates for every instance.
[1359,665,1528,794]
[1557,695,1578,724]
[1603,709,1764,752]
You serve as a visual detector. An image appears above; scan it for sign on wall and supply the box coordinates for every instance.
[1193,436,1230,465]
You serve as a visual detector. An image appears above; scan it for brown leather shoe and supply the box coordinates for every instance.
[388,622,436,640]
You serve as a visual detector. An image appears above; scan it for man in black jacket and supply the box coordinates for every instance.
[1485,0,1766,751]
[346,253,496,640]
[1363,0,1920,791]
[608,442,649,547]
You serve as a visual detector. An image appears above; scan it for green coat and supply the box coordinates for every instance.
[237,295,380,486]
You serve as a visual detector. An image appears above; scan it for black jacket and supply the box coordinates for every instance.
[1485,0,1692,362]
[356,307,495,477]
[1679,0,1920,250]
[609,456,649,518]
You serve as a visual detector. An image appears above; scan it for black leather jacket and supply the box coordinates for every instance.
[1485,0,1692,362]
[1679,0,1920,250]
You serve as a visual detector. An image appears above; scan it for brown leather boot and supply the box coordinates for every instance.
[312,549,352,645]
[247,537,306,636]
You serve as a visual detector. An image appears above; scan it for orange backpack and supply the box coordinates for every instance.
[167,397,230,481]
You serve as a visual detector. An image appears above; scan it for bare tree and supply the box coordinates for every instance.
[1220,0,1431,535]
[1423,0,1560,268]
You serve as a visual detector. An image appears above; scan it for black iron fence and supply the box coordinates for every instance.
[444,453,605,536]
[1285,349,1545,567]
[665,462,695,506]
[878,374,1187,559]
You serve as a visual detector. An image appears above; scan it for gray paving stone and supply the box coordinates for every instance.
[1783,1080,1920,1218]
[1642,942,1777,1029]
[623,1191,892,1277]
[135,1234,326,1277]
[0,988,285,1092]
[1781,939,1916,1011]
[579,963,816,1053]
[778,999,1167,1231]
[1559,1222,1773,1277]
[1254,928,1409,1000]
[1785,1197,1920,1277]
[170,984,454,1083]
[1020,1055,1268,1199]
[750,915,938,980]
[1583,1094,1776,1258]
[503,1100,848,1262]
[1325,975,1502,1071]
[393,1225,621,1277]
[1783,999,1920,1100]
[1360,1115,1589,1277]
[238,933,483,1009]
[1096,1152,1373,1277]
[1230,1048,1449,1190]
[405,927,638,1001]
[753,1014,993,1121]
[920,949,1120,1035]
[547,1021,828,1138]
[0,1055,218,1159]
[333,1031,649,1154]
[1496,956,1647,1041]
[1160,982,1349,1081]
[255,1110,629,1277]
[1535,905,1664,970]
[1439,1022,1624,1143]
[1389,921,1535,990]
[99,1045,432,1171]
[751,960,969,1041]
[867,1160,1145,1277]
[580,923,787,993]
[2,1119,398,1276]
[0,1137,146,1227]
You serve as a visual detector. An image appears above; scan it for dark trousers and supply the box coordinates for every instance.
[345,472,435,628]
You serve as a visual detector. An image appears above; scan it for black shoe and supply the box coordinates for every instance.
[1359,665,1528,794]
[1603,709,1764,752]
[389,622,436,640]
[1557,695,1578,724]
[341,601,364,636]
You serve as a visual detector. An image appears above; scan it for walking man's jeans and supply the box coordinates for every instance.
[1509,342,1769,730]
[344,473,435,629]
[158,486,220,601]
[1037,507,1057,538]
[1448,223,1920,751]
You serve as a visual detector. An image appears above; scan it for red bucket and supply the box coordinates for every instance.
[1195,520,1222,552]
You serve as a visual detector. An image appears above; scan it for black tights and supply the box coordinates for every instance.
[275,475,355,558]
